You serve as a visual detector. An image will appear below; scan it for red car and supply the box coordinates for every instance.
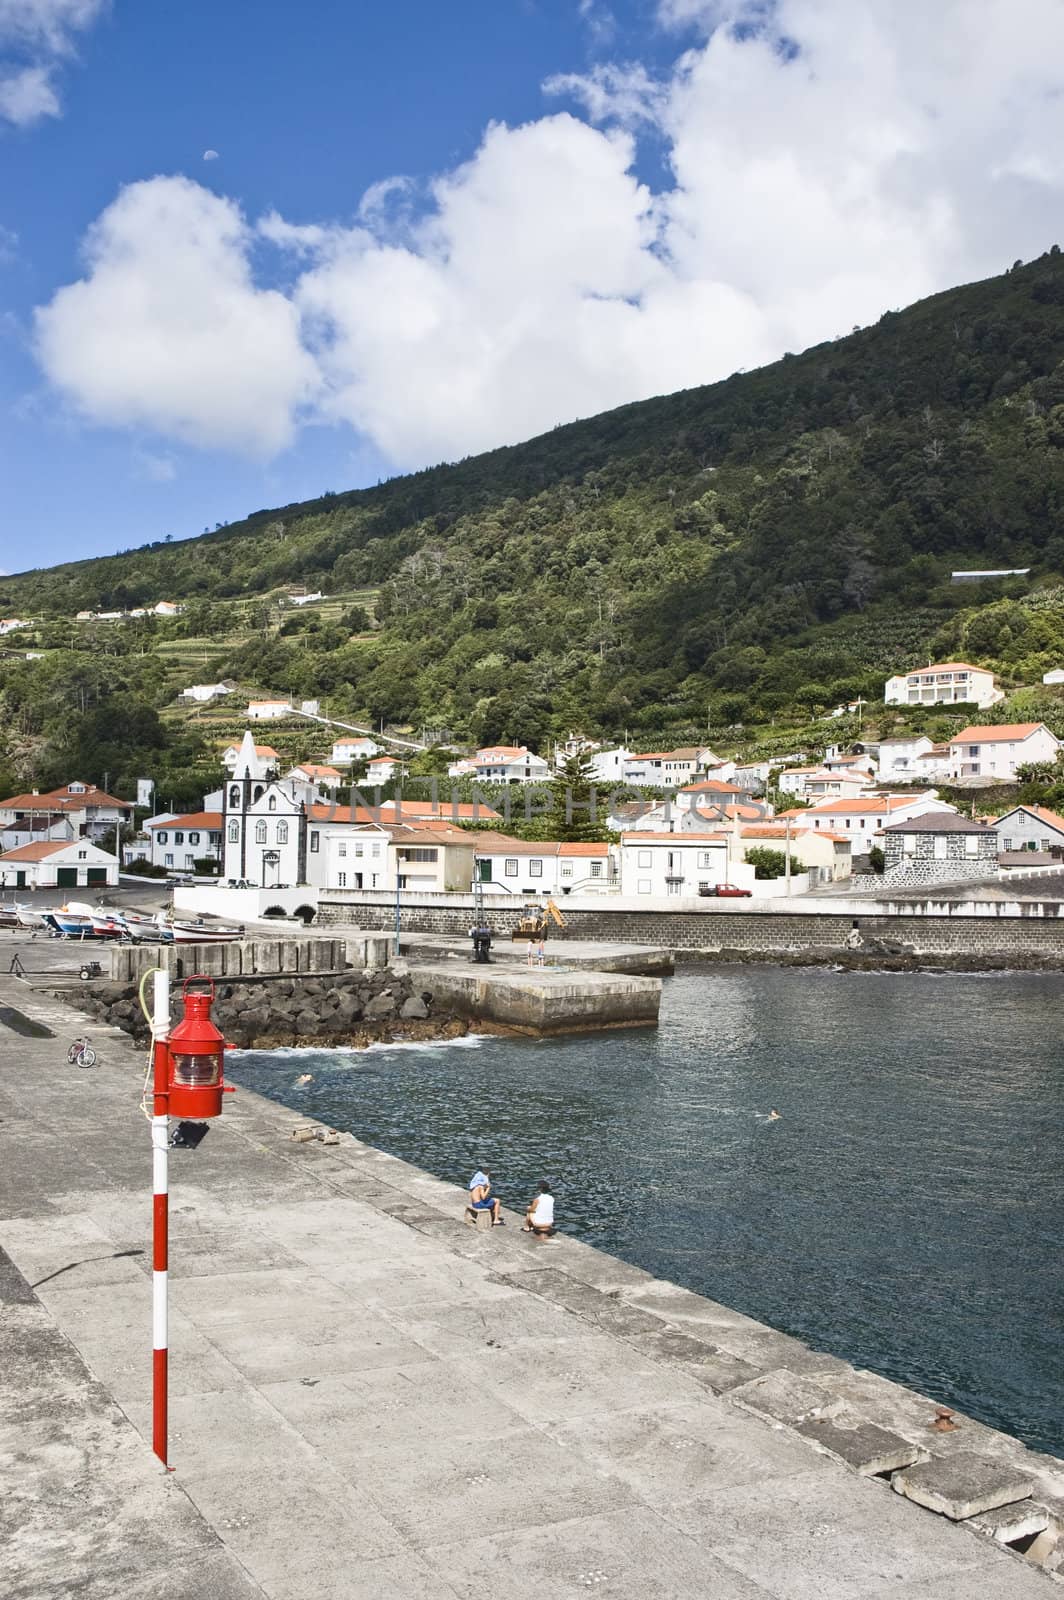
[700,882,752,897]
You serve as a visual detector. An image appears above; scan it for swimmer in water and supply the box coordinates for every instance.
[296,1073,313,1086]
[768,1108,781,1121]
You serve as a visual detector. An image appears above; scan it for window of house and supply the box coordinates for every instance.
[185,853,194,868]
[1004,837,1013,851]
[902,834,917,854]
[371,843,381,857]
[590,860,603,877]
[78,849,86,859]
[276,822,288,844]
[697,851,714,868]
[310,832,319,852]
[174,832,184,845]
[355,843,363,857]
[165,852,173,866]
[255,821,267,844]
[229,786,240,807]
[933,836,947,859]
[965,835,980,855]
[403,847,438,862]
[504,858,518,876]
[157,831,168,844]
[228,821,239,842]
[637,850,652,868]
[189,831,200,845]
[268,795,276,811]
[1043,839,1053,851]
[637,878,652,893]
[529,859,543,877]
[561,863,573,877]
[338,842,347,857]
[337,872,346,887]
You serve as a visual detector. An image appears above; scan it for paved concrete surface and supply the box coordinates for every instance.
[0,973,1059,1600]
[400,933,675,975]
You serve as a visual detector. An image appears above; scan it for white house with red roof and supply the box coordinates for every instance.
[622,747,713,787]
[778,792,956,843]
[776,765,872,800]
[0,781,132,843]
[221,740,279,777]
[0,838,119,890]
[365,754,403,785]
[245,698,293,720]
[470,746,550,783]
[286,762,343,793]
[146,811,223,872]
[330,736,379,765]
[948,723,1060,782]
[884,662,1003,709]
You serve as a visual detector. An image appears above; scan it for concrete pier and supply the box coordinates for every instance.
[0,975,1060,1599]
[409,962,663,1035]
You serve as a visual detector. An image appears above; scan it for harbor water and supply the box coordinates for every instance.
[230,965,1064,1459]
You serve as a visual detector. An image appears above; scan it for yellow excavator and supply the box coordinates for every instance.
[511,898,566,941]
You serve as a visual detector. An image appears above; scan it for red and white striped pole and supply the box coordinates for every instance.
[151,970,171,1468]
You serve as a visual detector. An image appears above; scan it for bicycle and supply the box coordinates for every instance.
[67,1038,97,1068]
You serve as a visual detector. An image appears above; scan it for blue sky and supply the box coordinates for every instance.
[2,0,1063,572]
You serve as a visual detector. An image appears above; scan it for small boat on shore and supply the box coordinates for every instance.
[15,903,49,930]
[0,903,18,928]
[49,902,98,938]
[89,908,128,939]
[118,910,174,943]
[169,917,244,943]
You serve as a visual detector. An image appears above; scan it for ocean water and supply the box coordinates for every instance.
[229,966,1064,1459]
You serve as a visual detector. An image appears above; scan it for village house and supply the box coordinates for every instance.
[146,811,223,873]
[152,601,180,616]
[621,748,714,788]
[470,837,615,896]
[0,838,119,891]
[289,591,325,607]
[584,746,632,784]
[286,762,343,793]
[876,735,934,783]
[884,661,1003,709]
[990,803,1064,857]
[880,813,998,884]
[330,736,379,764]
[618,832,753,897]
[948,722,1061,782]
[221,742,278,776]
[366,754,402,785]
[0,618,29,636]
[180,683,231,703]
[910,744,951,782]
[737,824,852,885]
[467,746,550,783]
[0,815,75,853]
[0,782,132,843]
[778,793,956,845]
[1042,668,1064,686]
[776,765,872,800]
[245,699,293,721]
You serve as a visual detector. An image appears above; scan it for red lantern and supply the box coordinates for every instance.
[167,976,227,1119]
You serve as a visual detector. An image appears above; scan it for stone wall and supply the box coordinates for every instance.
[316,892,1064,960]
[881,829,998,887]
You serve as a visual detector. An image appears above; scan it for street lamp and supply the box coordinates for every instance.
[150,973,232,1468]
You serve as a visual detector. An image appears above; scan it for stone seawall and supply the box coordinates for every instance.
[316,895,1064,962]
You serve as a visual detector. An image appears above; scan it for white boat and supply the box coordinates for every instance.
[0,903,19,928]
[15,903,48,930]
[118,911,174,943]
[169,918,244,944]
[50,901,97,938]
[89,908,127,939]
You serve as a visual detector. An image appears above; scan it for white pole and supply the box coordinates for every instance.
[151,970,170,1467]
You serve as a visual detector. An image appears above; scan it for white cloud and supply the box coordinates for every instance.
[35,176,318,455]
[0,60,56,122]
[0,0,106,125]
[31,0,1064,469]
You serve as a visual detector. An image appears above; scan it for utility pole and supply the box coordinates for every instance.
[785,817,792,897]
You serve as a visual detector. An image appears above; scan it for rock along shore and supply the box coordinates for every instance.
[64,965,469,1050]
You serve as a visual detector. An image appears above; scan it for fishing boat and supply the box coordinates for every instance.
[15,903,49,930]
[0,903,18,928]
[49,901,98,938]
[89,907,128,939]
[169,917,244,943]
[118,910,174,943]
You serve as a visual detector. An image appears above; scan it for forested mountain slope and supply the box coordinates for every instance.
[5,248,1064,775]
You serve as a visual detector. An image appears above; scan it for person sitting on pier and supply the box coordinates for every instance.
[522,1181,555,1236]
[467,1168,503,1226]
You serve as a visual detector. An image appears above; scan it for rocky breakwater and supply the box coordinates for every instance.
[67,968,468,1050]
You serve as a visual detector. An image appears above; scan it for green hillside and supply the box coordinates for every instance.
[5,248,1064,796]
